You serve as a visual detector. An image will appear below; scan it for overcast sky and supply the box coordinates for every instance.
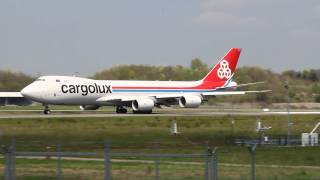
[0,0,319,76]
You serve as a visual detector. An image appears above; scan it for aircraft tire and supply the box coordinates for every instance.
[43,109,51,115]
[116,106,127,114]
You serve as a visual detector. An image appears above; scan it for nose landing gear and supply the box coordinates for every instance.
[43,105,51,115]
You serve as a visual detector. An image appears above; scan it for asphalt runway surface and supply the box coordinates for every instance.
[0,110,320,119]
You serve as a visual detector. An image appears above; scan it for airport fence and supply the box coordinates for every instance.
[2,139,316,180]
[0,141,220,180]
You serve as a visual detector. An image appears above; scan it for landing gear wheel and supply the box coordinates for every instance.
[43,109,51,114]
[43,105,51,115]
[116,106,127,114]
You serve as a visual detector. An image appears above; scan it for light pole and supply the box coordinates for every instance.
[284,80,291,145]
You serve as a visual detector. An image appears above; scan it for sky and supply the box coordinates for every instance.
[0,0,320,76]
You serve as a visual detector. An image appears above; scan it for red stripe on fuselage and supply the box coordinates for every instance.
[112,81,225,90]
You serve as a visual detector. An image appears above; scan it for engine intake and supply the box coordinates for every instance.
[80,105,100,110]
[179,95,202,108]
[132,98,154,111]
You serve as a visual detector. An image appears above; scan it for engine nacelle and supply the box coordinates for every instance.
[179,95,202,108]
[79,105,100,110]
[132,98,155,111]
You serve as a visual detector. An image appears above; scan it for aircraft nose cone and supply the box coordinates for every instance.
[21,84,40,99]
[21,86,32,98]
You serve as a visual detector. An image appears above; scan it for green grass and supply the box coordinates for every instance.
[0,115,319,179]
[0,158,319,180]
[0,115,319,164]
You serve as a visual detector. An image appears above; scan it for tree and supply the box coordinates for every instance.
[0,70,34,91]
[190,58,209,80]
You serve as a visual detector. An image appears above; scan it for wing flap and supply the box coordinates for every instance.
[155,94,184,99]
[96,95,137,102]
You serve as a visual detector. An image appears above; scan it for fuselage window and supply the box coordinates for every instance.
[56,79,60,82]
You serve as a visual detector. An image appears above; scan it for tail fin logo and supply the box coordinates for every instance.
[217,60,232,79]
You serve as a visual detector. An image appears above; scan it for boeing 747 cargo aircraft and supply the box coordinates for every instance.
[0,48,269,114]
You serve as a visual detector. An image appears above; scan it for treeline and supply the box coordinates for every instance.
[283,69,320,82]
[0,70,34,91]
[1,59,320,103]
[93,58,209,81]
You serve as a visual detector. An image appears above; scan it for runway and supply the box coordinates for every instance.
[0,110,319,119]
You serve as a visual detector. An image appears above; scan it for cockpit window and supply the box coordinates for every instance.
[36,78,45,81]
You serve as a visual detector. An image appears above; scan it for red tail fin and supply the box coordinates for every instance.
[202,48,241,82]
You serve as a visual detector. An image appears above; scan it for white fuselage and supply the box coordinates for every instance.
[21,76,219,106]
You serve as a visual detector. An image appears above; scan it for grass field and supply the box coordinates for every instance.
[1,158,320,180]
[0,114,319,179]
[0,115,319,160]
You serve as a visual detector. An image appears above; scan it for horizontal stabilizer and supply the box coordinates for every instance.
[231,81,265,88]
[202,90,271,96]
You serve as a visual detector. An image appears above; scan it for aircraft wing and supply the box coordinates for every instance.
[0,92,33,105]
[0,92,24,98]
[96,95,138,102]
[155,90,271,99]
[96,90,271,104]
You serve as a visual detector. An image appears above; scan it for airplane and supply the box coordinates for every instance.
[0,48,269,114]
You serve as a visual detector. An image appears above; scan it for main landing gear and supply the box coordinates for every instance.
[43,105,51,115]
[116,106,127,114]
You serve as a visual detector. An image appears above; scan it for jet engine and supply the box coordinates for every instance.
[132,98,155,111]
[179,95,202,108]
[79,105,100,110]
